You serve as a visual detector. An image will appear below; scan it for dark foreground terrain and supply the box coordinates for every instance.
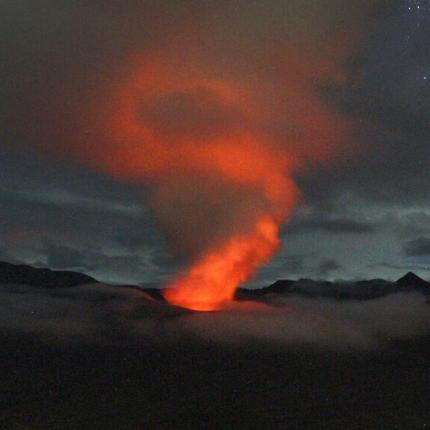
[1,262,430,429]
[1,333,430,429]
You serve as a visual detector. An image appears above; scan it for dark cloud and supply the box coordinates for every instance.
[301,1,430,207]
[399,212,430,237]
[369,261,430,275]
[0,187,142,246]
[315,259,342,278]
[376,210,430,239]
[285,213,375,235]
[247,253,310,287]
[0,248,19,264]
[0,176,173,283]
[403,237,430,257]
[45,243,87,270]
[281,255,306,275]
[0,0,194,150]
[0,146,145,208]
[44,242,170,285]
[44,242,141,274]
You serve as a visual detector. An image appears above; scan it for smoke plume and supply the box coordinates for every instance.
[1,1,385,310]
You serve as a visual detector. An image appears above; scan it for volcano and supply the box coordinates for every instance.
[396,272,430,289]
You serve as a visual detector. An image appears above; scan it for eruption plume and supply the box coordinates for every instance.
[97,57,300,311]
[164,217,281,311]
[12,2,383,311]
[88,23,358,311]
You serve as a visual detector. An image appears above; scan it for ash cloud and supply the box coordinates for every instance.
[137,88,244,142]
[0,2,383,213]
[1,0,426,283]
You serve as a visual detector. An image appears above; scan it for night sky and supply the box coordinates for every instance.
[1,1,430,287]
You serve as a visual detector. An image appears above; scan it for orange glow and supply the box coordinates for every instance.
[21,3,373,312]
[163,217,280,311]
[81,49,349,312]
[99,60,300,310]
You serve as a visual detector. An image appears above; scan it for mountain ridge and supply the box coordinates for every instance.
[0,261,97,288]
[0,261,429,300]
[237,272,430,301]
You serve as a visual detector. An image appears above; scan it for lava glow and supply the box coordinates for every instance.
[83,38,351,311]
[13,2,378,312]
[90,57,301,311]
[163,217,280,311]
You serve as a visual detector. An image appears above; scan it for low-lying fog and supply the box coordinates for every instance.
[1,283,430,351]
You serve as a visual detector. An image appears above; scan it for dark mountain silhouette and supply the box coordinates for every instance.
[0,261,429,300]
[396,272,430,289]
[238,273,429,301]
[247,279,296,296]
[0,261,97,288]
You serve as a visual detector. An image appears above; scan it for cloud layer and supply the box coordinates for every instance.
[1,282,429,351]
